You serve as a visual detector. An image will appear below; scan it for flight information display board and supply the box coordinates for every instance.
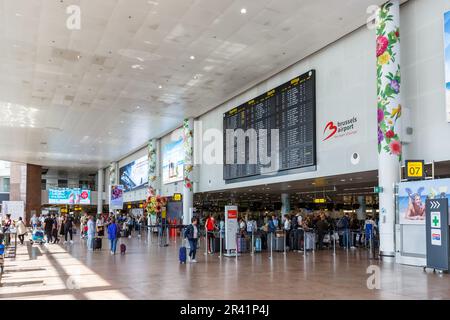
[223,70,316,181]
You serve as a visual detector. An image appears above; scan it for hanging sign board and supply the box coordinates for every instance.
[405,160,425,180]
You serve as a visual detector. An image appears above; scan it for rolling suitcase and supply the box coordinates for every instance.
[179,245,187,264]
[94,237,102,251]
[237,237,248,253]
[255,237,262,252]
[304,232,315,251]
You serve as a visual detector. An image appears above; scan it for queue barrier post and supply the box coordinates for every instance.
[219,230,222,259]
[333,229,336,256]
[235,233,238,259]
[251,232,254,256]
[205,229,208,256]
[269,232,273,260]
[283,230,287,255]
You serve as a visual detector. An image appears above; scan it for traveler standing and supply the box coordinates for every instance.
[107,218,119,255]
[96,215,105,237]
[205,213,215,254]
[31,214,38,229]
[64,214,74,244]
[44,214,54,244]
[283,214,291,249]
[16,217,27,245]
[340,213,350,249]
[52,215,60,244]
[350,214,360,248]
[59,215,66,239]
[316,213,329,250]
[184,217,199,263]
[87,215,96,251]
[272,214,279,230]
[80,213,88,239]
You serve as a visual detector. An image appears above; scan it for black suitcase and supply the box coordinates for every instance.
[94,237,102,250]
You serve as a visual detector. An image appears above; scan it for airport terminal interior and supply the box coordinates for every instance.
[1,0,450,301]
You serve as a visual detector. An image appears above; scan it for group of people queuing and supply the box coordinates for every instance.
[192,210,379,253]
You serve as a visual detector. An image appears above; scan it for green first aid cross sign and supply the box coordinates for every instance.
[431,212,441,229]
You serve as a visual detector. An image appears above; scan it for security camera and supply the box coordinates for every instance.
[351,152,360,165]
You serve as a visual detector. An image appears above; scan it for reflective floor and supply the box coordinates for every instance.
[0,232,449,300]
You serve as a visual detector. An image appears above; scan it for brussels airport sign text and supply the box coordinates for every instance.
[323,117,358,141]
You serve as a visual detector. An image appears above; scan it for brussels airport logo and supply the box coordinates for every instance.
[192,121,280,175]
[323,117,358,141]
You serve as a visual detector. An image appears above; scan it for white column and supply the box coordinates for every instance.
[376,0,402,257]
[97,169,104,214]
[183,118,194,225]
[281,193,290,215]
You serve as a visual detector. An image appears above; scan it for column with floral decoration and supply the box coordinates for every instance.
[145,139,159,222]
[182,118,194,225]
[108,162,118,211]
[376,0,402,257]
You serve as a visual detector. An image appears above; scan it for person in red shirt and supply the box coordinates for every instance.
[205,213,216,254]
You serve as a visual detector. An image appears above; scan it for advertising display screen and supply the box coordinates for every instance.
[110,185,124,210]
[398,179,450,225]
[223,70,316,181]
[162,137,184,184]
[445,11,450,122]
[48,188,91,205]
[119,155,148,192]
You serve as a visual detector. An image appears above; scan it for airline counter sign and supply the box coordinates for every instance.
[323,117,358,141]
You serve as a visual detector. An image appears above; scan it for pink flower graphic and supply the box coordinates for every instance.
[377,109,384,123]
[376,36,389,57]
[389,140,402,156]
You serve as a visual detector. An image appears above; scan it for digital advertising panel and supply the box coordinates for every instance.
[48,188,91,205]
[119,155,149,192]
[445,11,450,122]
[110,185,124,210]
[398,178,450,225]
[162,137,184,184]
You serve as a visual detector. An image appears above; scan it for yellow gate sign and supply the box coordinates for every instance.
[405,160,424,180]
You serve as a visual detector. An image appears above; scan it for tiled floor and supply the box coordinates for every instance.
[0,232,449,300]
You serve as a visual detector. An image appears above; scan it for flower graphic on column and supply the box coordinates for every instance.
[376,1,402,160]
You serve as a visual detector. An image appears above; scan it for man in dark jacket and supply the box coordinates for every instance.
[316,213,329,250]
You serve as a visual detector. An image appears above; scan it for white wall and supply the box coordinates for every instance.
[401,0,450,162]
[196,23,377,192]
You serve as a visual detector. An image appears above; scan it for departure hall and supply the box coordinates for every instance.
[0,0,450,302]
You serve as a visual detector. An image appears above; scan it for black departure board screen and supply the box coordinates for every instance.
[223,70,316,182]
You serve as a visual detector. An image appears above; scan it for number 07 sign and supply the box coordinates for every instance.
[405,160,425,180]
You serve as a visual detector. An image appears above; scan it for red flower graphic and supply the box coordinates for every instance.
[389,140,402,156]
[376,36,389,57]
[385,130,394,139]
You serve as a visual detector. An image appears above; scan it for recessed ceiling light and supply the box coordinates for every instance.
[136,106,141,109]
[120,120,124,124]
[240,8,247,14]
[190,55,195,60]
[15,13,22,17]
[158,85,163,89]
